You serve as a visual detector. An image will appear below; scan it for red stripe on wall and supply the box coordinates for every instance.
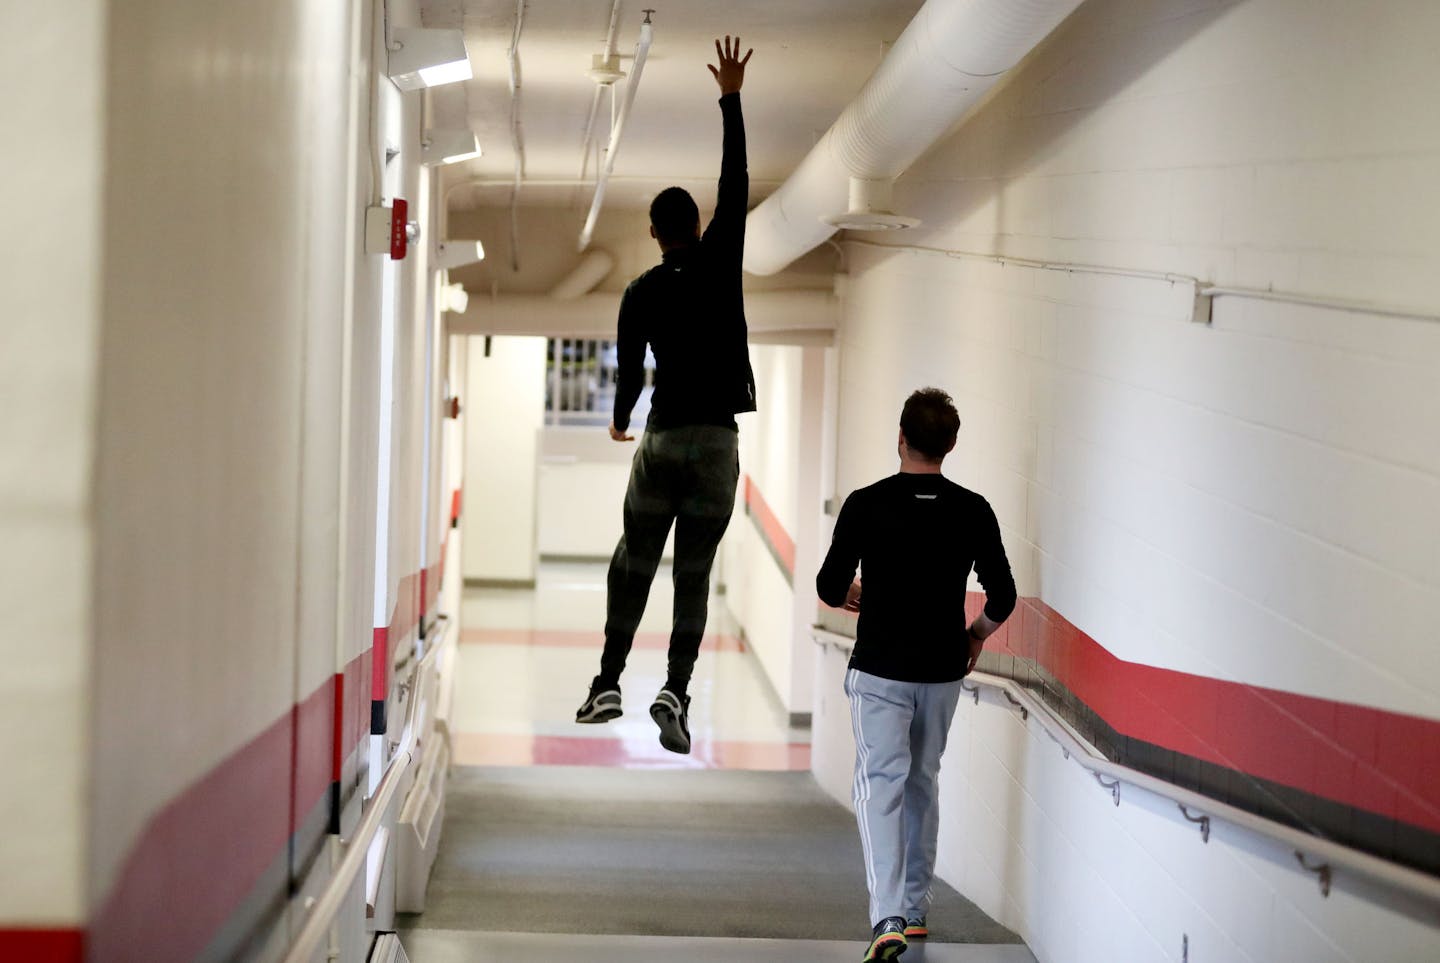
[964,594,1440,835]
[0,931,83,962]
[351,650,370,754]
[743,475,795,577]
[374,563,429,707]
[89,711,293,960]
[372,625,389,702]
[294,675,336,828]
[332,671,346,782]
[89,646,376,959]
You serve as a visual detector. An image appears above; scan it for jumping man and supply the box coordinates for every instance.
[575,36,757,756]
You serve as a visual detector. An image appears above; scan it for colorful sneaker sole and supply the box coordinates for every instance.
[903,924,928,939]
[863,933,907,961]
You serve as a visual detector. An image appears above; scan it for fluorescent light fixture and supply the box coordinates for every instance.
[388,28,472,91]
[436,240,485,270]
[422,129,482,166]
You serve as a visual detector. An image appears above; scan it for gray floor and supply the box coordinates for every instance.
[399,766,1026,952]
[404,930,1039,962]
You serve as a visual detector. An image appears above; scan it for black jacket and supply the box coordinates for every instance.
[817,473,1017,683]
[613,92,757,432]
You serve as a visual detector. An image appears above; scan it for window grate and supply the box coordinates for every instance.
[545,338,654,427]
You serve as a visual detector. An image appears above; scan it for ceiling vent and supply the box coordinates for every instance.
[823,178,921,232]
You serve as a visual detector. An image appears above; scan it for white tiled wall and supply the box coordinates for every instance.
[839,0,1440,715]
[813,0,1440,958]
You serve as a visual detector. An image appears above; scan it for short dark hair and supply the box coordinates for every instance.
[649,187,700,246]
[900,388,960,461]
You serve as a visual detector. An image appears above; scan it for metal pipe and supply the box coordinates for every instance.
[1198,285,1440,325]
[578,12,653,251]
[844,238,1440,326]
[578,1,622,181]
[282,619,452,963]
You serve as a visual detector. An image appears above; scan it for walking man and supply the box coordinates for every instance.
[575,36,757,756]
[816,388,1017,961]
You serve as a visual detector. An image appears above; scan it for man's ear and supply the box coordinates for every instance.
[649,225,657,240]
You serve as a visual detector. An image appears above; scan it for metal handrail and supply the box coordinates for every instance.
[283,615,454,963]
[811,627,1440,912]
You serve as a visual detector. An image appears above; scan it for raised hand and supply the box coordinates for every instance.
[707,35,753,95]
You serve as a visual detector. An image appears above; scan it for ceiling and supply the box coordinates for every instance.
[424,0,926,217]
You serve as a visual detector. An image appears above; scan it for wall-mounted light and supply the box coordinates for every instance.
[441,282,470,314]
[389,28,472,91]
[422,129,482,166]
[436,240,485,270]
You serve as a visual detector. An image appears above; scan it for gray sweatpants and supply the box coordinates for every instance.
[845,667,965,926]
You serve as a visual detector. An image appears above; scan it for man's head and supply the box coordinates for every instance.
[899,388,960,463]
[649,187,701,249]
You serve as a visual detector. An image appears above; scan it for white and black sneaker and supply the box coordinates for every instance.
[576,688,622,724]
[650,688,691,754]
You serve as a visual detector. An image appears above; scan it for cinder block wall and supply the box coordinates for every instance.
[812,1,1440,960]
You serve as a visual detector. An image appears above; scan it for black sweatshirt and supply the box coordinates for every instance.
[613,92,757,433]
[816,472,1018,683]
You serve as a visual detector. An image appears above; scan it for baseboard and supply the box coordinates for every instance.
[464,577,537,589]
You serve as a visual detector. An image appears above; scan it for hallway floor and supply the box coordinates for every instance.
[401,567,1033,962]
[403,930,1038,961]
[448,562,810,769]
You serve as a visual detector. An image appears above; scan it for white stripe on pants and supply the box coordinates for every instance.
[845,667,964,926]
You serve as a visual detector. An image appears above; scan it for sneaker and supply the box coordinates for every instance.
[576,688,622,724]
[649,689,691,754]
[903,917,927,940]
[863,917,908,961]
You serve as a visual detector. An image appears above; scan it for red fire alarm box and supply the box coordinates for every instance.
[390,198,409,260]
[365,199,416,260]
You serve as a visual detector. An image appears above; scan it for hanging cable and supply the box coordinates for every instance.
[506,0,528,272]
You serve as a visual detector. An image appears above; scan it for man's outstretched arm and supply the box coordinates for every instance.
[703,35,751,249]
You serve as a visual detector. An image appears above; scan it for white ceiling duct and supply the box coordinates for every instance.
[447,290,838,344]
[549,249,615,300]
[743,0,1084,276]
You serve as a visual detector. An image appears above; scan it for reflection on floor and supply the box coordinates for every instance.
[450,563,810,770]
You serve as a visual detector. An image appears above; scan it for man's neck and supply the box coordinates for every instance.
[898,457,944,475]
[660,239,698,257]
